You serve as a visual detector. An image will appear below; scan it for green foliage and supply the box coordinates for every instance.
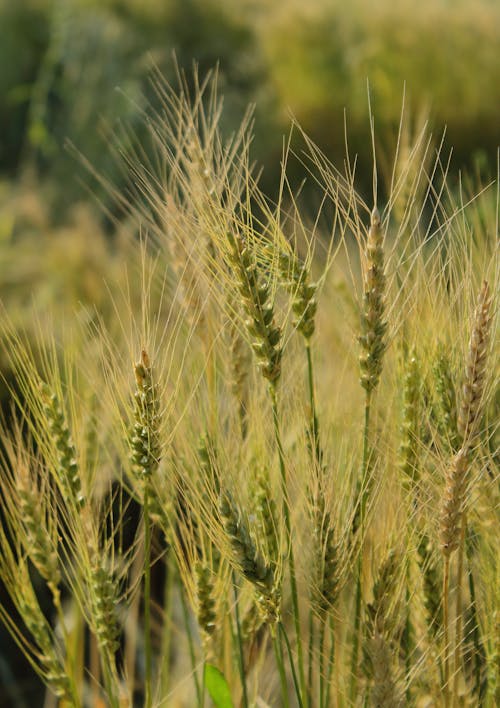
[204,664,234,708]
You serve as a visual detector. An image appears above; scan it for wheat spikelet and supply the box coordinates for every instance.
[130,349,162,481]
[457,281,492,447]
[252,469,280,563]
[440,281,493,557]
[278,249,318,340]
[17,463,60,592]
[359,207,387,393]
[432,345,459,450]
[227,232,282,385]
[363,550,404,707]
[195,561,217,653]
[220,491,279,624]
[40,383,85,507]
[15,563,72,700]
[88,549,121,654]
[310,489,342,616]
[399,348,422,484]
[417,535,442,638]
[440,449,469,557]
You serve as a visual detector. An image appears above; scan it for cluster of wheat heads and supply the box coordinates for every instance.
[0,75,498,707]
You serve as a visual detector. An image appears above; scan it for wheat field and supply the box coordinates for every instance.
[0,72,498,707]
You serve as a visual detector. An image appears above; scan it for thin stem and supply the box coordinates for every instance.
[233,579,249,708]
[143,487,152,708]
[443,556,451,708]
[270,385,306,702]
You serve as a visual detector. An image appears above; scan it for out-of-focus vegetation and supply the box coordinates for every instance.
[1,0,499,200]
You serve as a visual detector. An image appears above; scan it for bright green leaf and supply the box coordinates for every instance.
[204,663,234,708]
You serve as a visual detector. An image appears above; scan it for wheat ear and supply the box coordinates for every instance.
[359,207,387,394]
[440,281,492,557]
[40,383,85,507]
[362,550,404,708]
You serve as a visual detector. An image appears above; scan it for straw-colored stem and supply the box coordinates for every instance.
[443,556,451,708]
[350,393,372,700]
[453,512,467,705]
[270,384,305,702]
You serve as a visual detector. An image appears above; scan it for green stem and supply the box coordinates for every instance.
[307,610,315,705]
[180,584,202,705]
[144,487,152,708]
[270,385,306,703]
[324,615,335,708]
[233,579,249,708]
[465,539,486,700]
[403,583,413,704]
[305,343,321,468]
[318,615,326,708]
[160,549,174,698]
[273,629,290,708]
[280,622,305,708]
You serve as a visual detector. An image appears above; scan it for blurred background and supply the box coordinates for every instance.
[2,0,499,337]
[0,0,498,702]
